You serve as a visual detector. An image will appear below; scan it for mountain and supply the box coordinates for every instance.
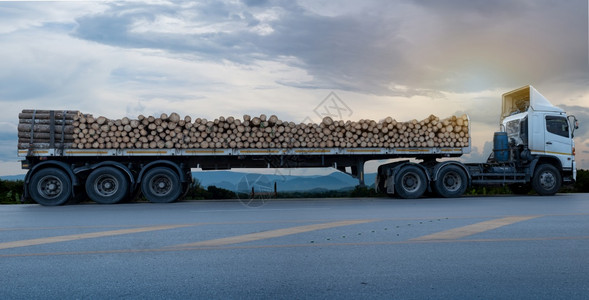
[192,170,376,192]
[0,174,25,181]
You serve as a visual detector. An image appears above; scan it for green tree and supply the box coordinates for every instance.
[206,186,237,199]
[574,169,589,192]
[0,179,24,204]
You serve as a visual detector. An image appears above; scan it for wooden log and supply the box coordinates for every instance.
[19,119,74,125]
[251,117,261,126]
[18,132,74,140]
[18,142,73,149]
[19,112,79,120]
[21,109,80,114]
[18,124,74,134]
[29,111,469,150]
[268,115,278,125]
[168,112,180,123]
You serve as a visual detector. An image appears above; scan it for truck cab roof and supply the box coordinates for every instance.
[501,85,564,122]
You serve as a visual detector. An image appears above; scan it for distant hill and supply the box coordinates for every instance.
[193,170,376,192]
[0,174,25,181]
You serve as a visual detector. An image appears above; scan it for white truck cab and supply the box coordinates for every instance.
[501,85,577,181]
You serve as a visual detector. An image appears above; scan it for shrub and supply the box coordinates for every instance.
[0,180,24,204]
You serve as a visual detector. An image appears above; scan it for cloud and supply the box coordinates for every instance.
[559,105,589,142]
[0,2,107,34]
[4,0,583,100]
[461,140,493,163]
[68,0,588,96]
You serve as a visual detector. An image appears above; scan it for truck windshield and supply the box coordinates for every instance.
[520,117,528,145]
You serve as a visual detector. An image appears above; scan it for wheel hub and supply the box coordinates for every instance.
[95,175,118,197]
[151,175,172,196]
[540,172,555,189]
[406,178,415,186]
[402,173,420,192]
[38,176,62,199]
[443,172,461,192]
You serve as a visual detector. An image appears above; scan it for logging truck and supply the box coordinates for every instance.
[18,85,577,205]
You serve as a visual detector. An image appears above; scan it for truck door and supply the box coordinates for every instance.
[544,115,573,168]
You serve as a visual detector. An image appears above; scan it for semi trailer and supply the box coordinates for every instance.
[18,85,577,205]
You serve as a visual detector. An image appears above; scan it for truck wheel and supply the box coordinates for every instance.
[28,168,72,206]
[395,165,426,199]
[141,167,182,203]
[433,165,467,198]
[85,167,129,204]
[531,164,561,196]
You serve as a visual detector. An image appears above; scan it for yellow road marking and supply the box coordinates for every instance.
[173,219,376,248]
[3,235,589,258]
[0,224,192,250]
[411,216,541,241]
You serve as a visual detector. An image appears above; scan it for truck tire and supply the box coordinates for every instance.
[28,168,72,206]
[141,167,182,203]
[85,167,129,204]
[395,165,426,199]
[433,165,467,198]
[531,164,561,196]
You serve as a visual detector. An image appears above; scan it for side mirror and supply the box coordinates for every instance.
[568,115,578,137]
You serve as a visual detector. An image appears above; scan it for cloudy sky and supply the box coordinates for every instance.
[0,0,588,176]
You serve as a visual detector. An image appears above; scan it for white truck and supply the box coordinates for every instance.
[376,85,578,198]
[18,85,577,205]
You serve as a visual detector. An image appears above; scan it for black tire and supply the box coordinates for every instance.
[433,165,467,198]
[141,167,182,203]
[394,165,427,199]
[28,168,72,206]
[85,167,129,204]
[510,184,532,195]
[531,164,561,196]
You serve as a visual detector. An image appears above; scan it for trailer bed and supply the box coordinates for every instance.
[19,146,469,158]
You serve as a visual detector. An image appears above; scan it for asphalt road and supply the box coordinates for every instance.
[1,194,588,299]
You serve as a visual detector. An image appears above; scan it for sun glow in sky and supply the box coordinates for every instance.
[0,0,587,176]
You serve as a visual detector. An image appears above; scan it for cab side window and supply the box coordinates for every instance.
[546,116,569,138]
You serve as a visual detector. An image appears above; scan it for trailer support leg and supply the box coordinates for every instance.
[357,160,365,187]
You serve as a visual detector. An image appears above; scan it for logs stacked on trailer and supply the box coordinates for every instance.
[17,110,79,149]
[63,112,469,150]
